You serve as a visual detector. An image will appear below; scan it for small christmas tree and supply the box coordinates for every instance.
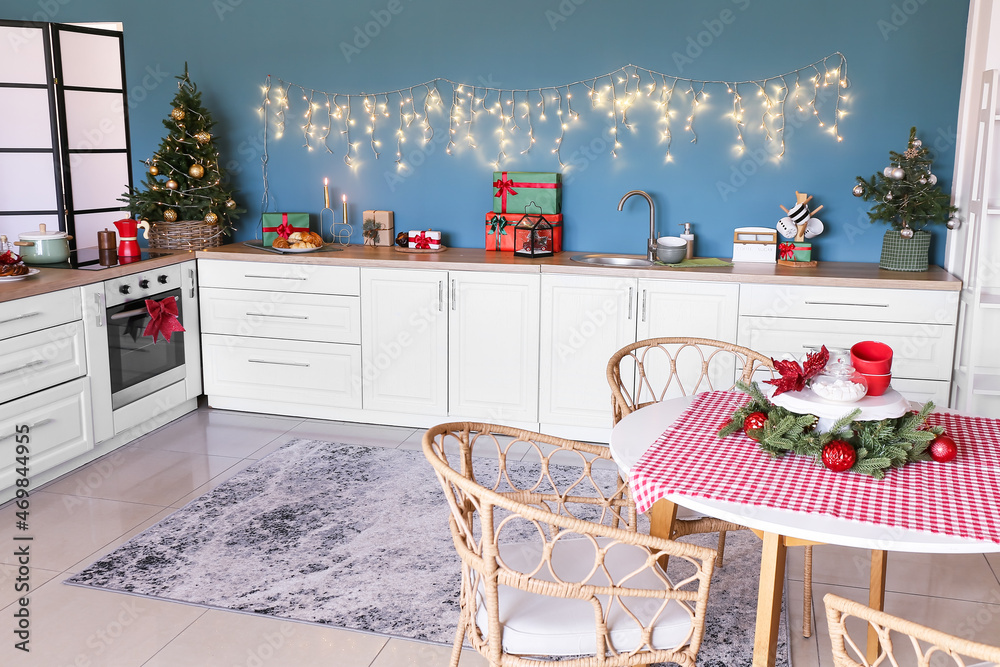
[120,64,243,238]
[852,126,959,238]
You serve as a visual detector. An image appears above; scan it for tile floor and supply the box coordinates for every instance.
[1,405,998,666]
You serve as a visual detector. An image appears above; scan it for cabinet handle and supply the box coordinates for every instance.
[451,279,457,311]
[0,418,53,441]
[243,274,307,281]
[642,289,647,323]
[0,311,40,326]
[95,292,105,328]
[804,301,888,308]
[189,268,196,299]
[245,312,308,320]
[627,287,633,320]
[0,360,45,377]
[248,358,310,368]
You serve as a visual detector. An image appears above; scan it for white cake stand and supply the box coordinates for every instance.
[765,384,911,432]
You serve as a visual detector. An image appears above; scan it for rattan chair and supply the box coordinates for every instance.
[606,336,817,637]
[824,593,1000,666]
[423,422,718,667]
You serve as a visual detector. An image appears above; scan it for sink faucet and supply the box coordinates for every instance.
[618,190,656,261]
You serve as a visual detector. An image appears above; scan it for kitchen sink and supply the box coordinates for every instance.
[570,254,654,267]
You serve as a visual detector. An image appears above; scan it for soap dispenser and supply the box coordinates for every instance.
[678,222,695,259]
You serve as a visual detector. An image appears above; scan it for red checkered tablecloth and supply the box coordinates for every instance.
[630,391,1000,544]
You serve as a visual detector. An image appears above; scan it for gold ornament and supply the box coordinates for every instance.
[163,208,178,222]
[204,212,218,224]
[165,179,178,190]
[225,199,237,209]
[194,132,211,144]
[149,165,159,176]
[188,164,204,179]
[171,107,185,121]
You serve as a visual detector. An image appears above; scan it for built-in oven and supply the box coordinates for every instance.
[104,264,187,410]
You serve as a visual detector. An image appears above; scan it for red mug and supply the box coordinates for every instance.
[851,341,893,375]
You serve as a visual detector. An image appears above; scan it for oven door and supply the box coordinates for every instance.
[106,289,187,409]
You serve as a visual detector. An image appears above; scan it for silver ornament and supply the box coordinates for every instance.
[885,192,893,201]
[883,167,894,178]
[912,139,922,148]
[891,167,905,180]
[900,227,914,239]
[947,217,961,230]
[852,184,864,197]
[919,177,927,184]
[928,173,938,185]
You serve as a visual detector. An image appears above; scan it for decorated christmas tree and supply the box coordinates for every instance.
[852,126,959,238]
[120,64,243,239]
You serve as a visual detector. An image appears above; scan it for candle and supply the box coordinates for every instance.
[342,194,348,226]
[323,178,330,209]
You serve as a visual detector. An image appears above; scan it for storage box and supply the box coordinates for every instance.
[732,227,777,263]
[362,210,394,246]
[262,212,310,247]
[487,212,563,252]
[492,171,561,215]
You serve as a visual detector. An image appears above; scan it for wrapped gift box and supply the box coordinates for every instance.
[492,171,561,215]
[362,210,395,246]
[262,212,310,247]
[486,212,563,252]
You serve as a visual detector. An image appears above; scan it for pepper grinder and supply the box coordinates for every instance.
[97,228,118,266]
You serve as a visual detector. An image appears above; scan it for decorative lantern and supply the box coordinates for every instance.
[513,213,554,258]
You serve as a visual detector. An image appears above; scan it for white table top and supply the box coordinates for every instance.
[610,398,1000,554]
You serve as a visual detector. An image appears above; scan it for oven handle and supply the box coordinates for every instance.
[109,307,152,321]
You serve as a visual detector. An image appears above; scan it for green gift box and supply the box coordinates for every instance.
[262,212,310,247]
[492,171,561,215]
[792,242,812,262]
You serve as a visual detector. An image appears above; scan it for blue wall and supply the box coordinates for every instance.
[5,0,969,265]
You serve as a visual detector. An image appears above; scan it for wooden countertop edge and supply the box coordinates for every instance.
[0,244,962,303]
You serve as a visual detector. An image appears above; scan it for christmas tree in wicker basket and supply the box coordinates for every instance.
[852,127,959,271]
[119,64,244,249]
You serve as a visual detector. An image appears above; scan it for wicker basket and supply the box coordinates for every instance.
[147,220,225,250]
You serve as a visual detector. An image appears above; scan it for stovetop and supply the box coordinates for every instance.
[42,247,175,271]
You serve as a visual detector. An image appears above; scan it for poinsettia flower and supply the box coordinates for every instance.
[801,345,830,381]
[764,357,807,396]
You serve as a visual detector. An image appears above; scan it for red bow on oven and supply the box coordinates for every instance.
[143,296,185,343]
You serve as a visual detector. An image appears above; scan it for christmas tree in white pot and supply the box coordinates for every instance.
[853,127,960,271]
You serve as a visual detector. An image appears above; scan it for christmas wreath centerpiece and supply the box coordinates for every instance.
[717,346,952,478]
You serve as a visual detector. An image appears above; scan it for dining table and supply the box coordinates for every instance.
[609,392,1000,667]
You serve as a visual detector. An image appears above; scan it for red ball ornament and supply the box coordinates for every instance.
[822,440,856,472]
[929,434,958,463]
[743,411,767,441]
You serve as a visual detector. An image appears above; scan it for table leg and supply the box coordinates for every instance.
[866,549,888,664]
[753,531,787,667]
[650,500,678,570]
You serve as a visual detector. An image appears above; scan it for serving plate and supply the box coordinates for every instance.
[241,239,342,254]
[0,268,39,282]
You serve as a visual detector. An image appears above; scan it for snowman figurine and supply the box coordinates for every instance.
[776,191,824,265]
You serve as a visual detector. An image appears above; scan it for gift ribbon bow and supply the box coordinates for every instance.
[143,296,185,343]
[488,215,510,250]
[779,242,796,260]
[263,213,303,239]
[493,173,518,211]
[412,231,430,249]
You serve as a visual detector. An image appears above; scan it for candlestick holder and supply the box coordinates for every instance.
[327,209,353,245]
[321,207,335,243]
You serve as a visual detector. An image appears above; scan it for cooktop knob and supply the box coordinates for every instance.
[119,284,130,295]
[157,274,168,284]
[138,279,150,289]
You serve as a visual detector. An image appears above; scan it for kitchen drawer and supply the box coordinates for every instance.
[0,321,87,404]
[739,284,959,325]
[198,259,360,296]
[0,288,82,342]
[738,316,955,381]
[200,287,361,344]
[202,333,362,409]
[0,377,93,490]
[891,378,950,406]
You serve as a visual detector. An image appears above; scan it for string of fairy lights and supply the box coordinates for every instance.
[258,53,848,174]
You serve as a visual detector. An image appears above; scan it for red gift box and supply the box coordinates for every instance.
[486,212,563,252]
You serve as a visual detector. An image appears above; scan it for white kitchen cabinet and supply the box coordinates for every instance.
[361,267,448,416]
[199,259,359,414]
[449,271,539,423]
[636,279,740,402]
[538,274,637,432]
[81,282,114,444]
[0,321,87,405]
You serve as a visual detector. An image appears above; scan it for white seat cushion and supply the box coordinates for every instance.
[475,537,695,657]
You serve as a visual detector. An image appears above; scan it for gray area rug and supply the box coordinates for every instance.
[67,439,788,666]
